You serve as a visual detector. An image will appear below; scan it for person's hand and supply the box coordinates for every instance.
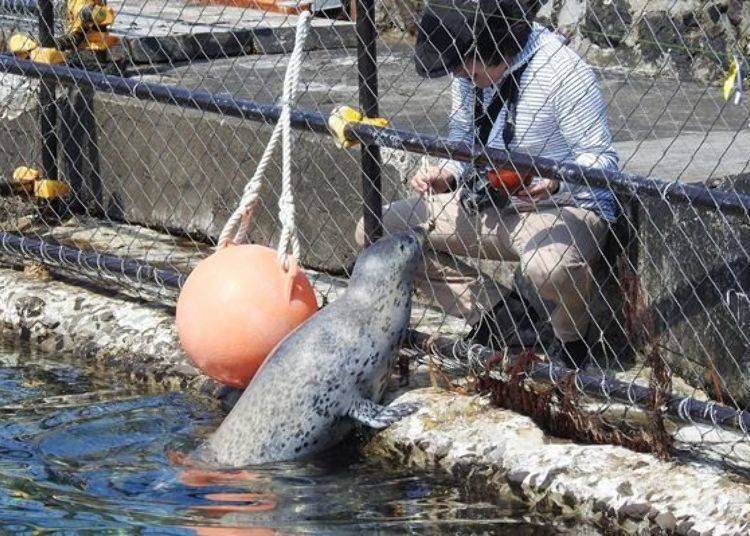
[514,178,560,202]
[409,165,455,195]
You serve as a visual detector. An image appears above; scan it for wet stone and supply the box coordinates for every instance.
[619,502,651,520]
[581,0,633,47]
[368,388,750,534]
[15,296,45,319]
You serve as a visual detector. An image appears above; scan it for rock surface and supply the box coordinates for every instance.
[1,262,750,532]
[377,0,749,82]
[369,387,750,535]
[0,266,212,392]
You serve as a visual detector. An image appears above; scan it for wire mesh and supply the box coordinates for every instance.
[0,0,748,470]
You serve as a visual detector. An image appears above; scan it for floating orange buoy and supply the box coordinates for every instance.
[176,245,318,388]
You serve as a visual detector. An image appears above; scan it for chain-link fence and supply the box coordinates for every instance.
[0,0,749,471]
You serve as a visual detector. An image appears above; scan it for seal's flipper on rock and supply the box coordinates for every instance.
[348,398,419,429]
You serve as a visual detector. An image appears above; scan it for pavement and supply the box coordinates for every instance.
[137,38,750,184]
[107,0,358,62]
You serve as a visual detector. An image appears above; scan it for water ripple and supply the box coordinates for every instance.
[0,341,565,533]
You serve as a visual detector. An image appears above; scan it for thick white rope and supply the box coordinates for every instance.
[275,14,307,264]
[217,11,312,255]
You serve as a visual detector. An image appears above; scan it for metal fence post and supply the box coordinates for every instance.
[356,0,382,245]
[37,0,58,184]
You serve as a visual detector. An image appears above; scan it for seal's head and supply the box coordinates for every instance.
[350,230,423,292]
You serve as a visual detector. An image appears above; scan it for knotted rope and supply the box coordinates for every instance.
[217,11,311,266]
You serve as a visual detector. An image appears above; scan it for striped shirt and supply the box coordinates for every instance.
[440,23,620,221]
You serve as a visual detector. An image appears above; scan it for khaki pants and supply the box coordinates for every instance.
[355,193,609,343]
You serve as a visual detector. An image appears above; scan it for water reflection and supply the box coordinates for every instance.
[0,340,565,533]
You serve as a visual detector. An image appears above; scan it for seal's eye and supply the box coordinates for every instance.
[399,244,405,252]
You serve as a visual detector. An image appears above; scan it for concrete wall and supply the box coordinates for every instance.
[637,176,750,404]
[47,92,405,273]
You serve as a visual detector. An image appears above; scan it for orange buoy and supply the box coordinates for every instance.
[176,245,318,388]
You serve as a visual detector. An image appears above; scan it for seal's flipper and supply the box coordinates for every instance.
[348,398,419,429]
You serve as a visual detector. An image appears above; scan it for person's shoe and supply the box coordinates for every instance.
[550,338,590,370]
[465,292,540,350]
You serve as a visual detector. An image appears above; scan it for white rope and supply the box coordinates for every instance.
[276,12,308,264]
[217,11,312,255]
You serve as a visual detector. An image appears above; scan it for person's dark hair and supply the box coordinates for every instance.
[470,0,544,66]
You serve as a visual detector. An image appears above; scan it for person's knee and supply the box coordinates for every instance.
[521,258,589,303]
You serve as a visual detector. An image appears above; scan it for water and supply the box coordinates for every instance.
[0,341,565,534]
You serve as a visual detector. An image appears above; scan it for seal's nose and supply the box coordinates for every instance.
[411,226,428,245]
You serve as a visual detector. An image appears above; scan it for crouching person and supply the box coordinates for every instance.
[356,0,619,369]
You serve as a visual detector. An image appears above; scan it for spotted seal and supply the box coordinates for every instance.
[195,230,423,466]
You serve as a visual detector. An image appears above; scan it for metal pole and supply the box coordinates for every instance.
[61,87,83,211]
[0,231,187,288]
[1,55,750,217]
[355,0,383,245]
[37,0,58,184]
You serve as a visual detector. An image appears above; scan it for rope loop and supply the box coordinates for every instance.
[217,11,312,257]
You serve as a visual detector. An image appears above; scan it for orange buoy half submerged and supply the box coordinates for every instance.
[176,245,318,388]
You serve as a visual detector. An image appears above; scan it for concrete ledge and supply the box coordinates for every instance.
[107,1,358,64]
[0,267,211,392]
[369,388,750,535]
[0,262,749,534]
[117,22,358,64]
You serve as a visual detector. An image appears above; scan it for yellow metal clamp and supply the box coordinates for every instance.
[7,34,37,57]
[67,0,115,33]
[9,167,70,200]
[328,105,389,149]
[68,0,118,52]
[89,4,115,27]
[723,56,744,105]
[80,31,120,52]
[8,1,117,58]
[11,166,40,193]
[29,47,67,64]
[8,34,66,63]
[34,180,70,200]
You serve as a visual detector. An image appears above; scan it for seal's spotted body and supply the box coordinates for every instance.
[197,231,423,467]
